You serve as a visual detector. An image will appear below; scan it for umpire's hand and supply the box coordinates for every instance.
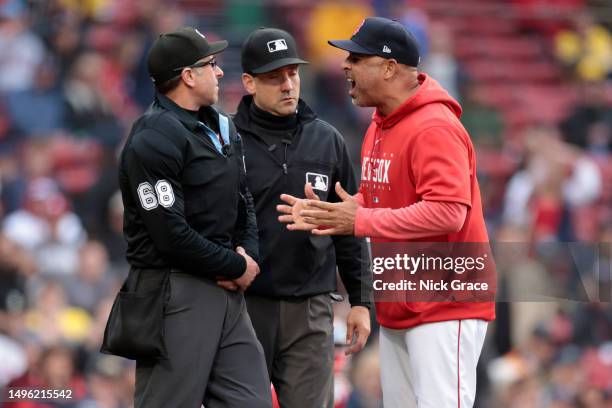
[217,246,260,291]
[345,305,371,355]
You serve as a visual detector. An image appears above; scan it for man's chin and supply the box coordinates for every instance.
[351,96,373,108]
[206,95,219,107]
[277,104,297,116]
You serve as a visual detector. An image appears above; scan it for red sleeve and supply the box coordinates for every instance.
[354,200,468,239]
[411,127,472,206]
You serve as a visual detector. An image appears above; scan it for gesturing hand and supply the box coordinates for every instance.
[300,182,359,236]
[277,183,320,231]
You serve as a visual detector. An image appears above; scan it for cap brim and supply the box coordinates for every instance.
[250,57,309,74]
[205,40,229,57]
[328,39,374,55]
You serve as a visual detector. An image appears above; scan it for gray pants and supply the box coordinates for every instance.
[246,293,334,408]
[134,271,272,408]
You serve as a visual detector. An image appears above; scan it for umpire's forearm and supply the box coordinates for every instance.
[334,235,373,308]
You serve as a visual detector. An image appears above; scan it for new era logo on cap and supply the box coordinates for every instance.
[383,45,391,53]
[267,39,288,53]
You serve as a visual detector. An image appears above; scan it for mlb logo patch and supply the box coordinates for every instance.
[267,39,288,53]
[306,172,329,192]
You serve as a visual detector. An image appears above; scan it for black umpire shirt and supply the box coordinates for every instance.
[234,95,372,307]
[119,92,258,279]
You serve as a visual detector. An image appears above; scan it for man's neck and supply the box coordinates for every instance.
[165,88,201,111]
[249,98,298,132]
[377,81,420,117]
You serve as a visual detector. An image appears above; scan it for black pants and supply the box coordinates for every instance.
[246,293,334,408]
[134,271,272,408]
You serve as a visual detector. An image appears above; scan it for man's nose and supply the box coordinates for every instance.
[280,74,293,91]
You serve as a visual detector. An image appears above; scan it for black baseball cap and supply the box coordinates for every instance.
[241,28,308,74]
[147,26,228,84]
[328,17,420,67]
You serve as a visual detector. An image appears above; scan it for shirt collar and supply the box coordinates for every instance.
[155,92,218,132]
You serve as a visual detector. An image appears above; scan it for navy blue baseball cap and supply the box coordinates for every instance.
[328,17,420,67]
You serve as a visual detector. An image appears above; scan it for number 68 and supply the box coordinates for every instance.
[137,180,175,210]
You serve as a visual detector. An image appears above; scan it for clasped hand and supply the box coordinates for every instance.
[217,246,260,291]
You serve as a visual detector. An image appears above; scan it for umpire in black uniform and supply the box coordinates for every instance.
[117,27,271,408]
[234,28,373,408]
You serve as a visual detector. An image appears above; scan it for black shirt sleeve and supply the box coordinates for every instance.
[329,136,373,308]
[124,127,246,279]
[234,134,260,262]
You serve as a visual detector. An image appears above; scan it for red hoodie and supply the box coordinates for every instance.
[355,74,496,329]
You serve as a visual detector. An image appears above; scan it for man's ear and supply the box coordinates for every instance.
[383,59,398,80]
[242,73,256,95]
[181,69,197,88]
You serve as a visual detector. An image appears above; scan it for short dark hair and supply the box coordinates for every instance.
[155,75,182,94]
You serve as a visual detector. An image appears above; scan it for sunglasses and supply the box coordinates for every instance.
[173,58,218,72]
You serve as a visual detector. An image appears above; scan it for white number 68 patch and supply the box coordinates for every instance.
[137,180,175,210]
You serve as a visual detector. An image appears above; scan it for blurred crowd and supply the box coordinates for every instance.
[0,0,610,407]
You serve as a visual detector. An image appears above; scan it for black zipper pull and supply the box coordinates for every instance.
[282,163,288,175]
